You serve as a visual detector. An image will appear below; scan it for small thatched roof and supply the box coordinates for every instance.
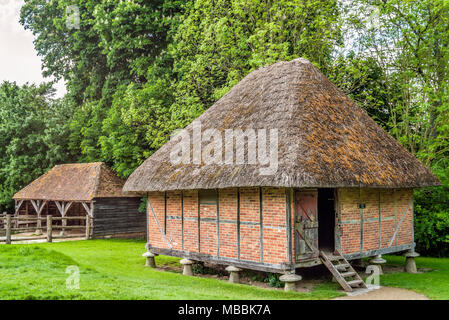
[14,162,136,202]
[124,58,440,192]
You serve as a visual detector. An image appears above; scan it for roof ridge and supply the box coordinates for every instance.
[92,162,104,198]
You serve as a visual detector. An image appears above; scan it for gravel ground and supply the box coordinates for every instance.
[333,286,429,300]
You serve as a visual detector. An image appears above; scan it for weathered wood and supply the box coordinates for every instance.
[319,250,367,292]
[237,188,240,260]
[85,215,91,240]
[30,200,48,234]
[216,189,219,258]
[294,189,319,261]
[15,200,24,214]
[81,202,93,216]
[259,187,263,263]
[181,191,184,251]
[92,198,145,238]
[343,243,413,260]
[1,236,47,242]
[286,188,292,263]
[46,215,52,242]
[388,199,413,247]
[150,246,294,273]
[5,214,11,244]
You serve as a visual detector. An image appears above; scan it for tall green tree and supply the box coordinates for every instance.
[21,0,186,166]
[345,0,449,165]
[0,82,75,211]
[168,0,343,128]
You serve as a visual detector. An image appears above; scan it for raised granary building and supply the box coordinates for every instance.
[14,162,145,239]
[124,58,440,291]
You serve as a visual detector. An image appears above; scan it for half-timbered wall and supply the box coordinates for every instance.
[337,188,414,258]
[147,187,293,272]
[147,187,415,271]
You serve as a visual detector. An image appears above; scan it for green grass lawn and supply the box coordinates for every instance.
[379,255,449,300]
[0,239,342,300]
[0,239,447,300]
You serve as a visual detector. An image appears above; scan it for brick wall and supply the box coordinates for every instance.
[147,187,290,267]
[147,187,414,266]
[338,188,414,255]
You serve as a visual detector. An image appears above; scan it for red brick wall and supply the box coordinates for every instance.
[338,188,414,255]
[147,187,290,266]
[219,188,238,259]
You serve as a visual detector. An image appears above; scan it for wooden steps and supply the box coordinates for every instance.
[319,250,367,292]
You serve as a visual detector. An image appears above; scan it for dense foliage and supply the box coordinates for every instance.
[0,82,74,211]
[0,0,447,255]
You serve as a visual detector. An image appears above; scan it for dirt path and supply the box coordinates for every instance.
[333,287,429,300]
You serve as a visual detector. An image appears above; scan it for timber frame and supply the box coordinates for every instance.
[14,199,94,238]
[147,187,417,272]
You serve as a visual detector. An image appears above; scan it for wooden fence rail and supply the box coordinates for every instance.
[1,212,91,244]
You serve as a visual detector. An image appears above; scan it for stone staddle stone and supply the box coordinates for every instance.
[404,251,420,274]
[279,274,302,292]
[180,258,194,276]
[142,251,156,267]
[369,255,387,274]
[225,266,242,284]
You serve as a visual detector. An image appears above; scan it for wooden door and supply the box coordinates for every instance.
[295,189,319,261]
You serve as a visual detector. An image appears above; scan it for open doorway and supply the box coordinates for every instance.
[318,188,335,251]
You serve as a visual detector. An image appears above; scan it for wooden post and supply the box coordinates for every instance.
[85,215,90,240]
[46,215,52,243]
[5,214,11,244]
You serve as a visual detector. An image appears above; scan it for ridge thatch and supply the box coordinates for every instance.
[14,162,135,201]
[124,58,440,192]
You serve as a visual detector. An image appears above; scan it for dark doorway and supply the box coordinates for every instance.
[318,188,335,251]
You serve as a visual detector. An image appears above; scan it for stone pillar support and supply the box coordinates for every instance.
[225,266,242,284]
[404,251,419,274]
[369,254,387,275]
[142,251,157,268]
[180,258,194,276]
[279,273,302,292]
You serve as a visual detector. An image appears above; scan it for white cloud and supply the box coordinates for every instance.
[0,0,66,97]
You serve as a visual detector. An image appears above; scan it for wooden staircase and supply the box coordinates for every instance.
[319,250,367,292]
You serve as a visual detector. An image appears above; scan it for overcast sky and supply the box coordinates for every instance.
[0,0,66,97]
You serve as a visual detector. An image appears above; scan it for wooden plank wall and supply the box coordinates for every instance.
[92,197,145,237]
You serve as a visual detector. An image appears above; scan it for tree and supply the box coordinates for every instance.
[168,0,343,128]
[345,0,449,165]
[0,82,75,211]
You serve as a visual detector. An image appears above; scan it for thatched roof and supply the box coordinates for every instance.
[124,58,440,192]
[14,162,136,201]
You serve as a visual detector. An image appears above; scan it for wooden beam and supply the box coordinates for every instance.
[259,187,263,263]
[286,188,292,263]
[237,188,241,260]
[150,246,294,273]
[378,190,382,249]
[181,191,184,251]
[164,191,167,234]
[388,199,413,247]
[81,202,93,216]
[148,197,172,249]
[30,200,47,233]
[216,189,220,258]
[198,191,201,253]
[359,189,364,253]
[15,200,24,215]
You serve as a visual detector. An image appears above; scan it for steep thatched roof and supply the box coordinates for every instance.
[14,162,136,201]
[124,58,440,192]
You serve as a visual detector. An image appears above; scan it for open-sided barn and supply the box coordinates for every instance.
[14,162,145,238]
[124,58,440,291]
